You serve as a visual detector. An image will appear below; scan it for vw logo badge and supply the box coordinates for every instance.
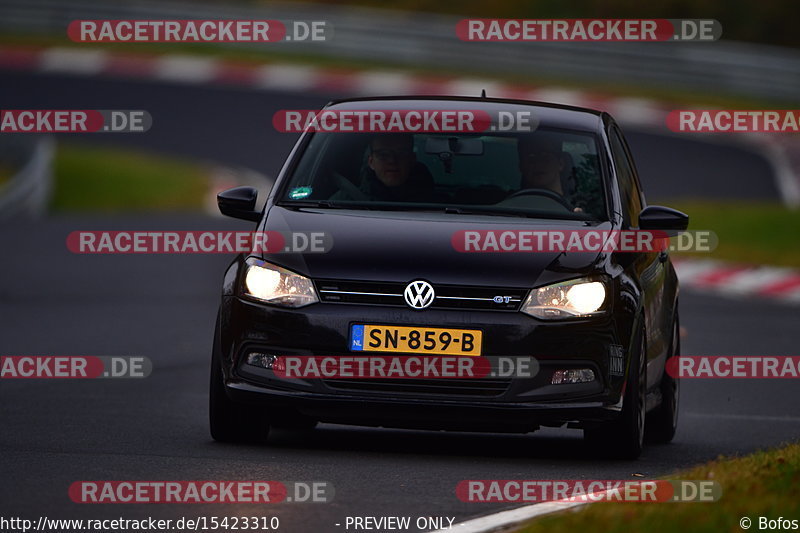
[404,280,435,309]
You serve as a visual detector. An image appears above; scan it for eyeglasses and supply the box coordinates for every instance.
[372,149,414,161]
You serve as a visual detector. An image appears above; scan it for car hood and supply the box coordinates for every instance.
[259,206,611,288]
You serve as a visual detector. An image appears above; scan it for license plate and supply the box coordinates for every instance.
[350,325,482,355]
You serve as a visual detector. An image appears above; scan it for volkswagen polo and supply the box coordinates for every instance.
[209,96,688,459]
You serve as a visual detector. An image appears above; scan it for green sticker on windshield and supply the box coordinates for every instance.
[289,186,312,199]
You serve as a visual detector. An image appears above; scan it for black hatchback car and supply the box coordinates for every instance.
[210,96,688,459]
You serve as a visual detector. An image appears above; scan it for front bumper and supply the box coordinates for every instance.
[218,295,633,430]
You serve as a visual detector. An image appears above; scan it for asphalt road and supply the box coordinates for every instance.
[0,71,798,531]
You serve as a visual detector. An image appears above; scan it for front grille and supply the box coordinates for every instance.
[322,377,511,397]
[315,279,526,311]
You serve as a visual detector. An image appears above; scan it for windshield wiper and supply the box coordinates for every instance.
[278,202,595,221]
[442,206,597,221]
[278,200,388,211]
[442,206,537,218]
[279,200,341,208]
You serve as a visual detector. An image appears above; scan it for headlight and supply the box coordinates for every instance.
[242,258,318,307]
[521,278,607,319]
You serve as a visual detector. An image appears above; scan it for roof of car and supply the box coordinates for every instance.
[324,95,606,132]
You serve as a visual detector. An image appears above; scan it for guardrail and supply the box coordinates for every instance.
[0,136,55,219]
[0,0,799,103]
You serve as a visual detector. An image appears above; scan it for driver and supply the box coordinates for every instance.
[514,133,583,213]
[331,133,433,202]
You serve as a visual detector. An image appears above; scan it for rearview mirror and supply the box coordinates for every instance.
[424,137,484,155]
[638,205,689,236]
[217,186,261,221]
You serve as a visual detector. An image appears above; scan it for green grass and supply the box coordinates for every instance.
[52,142,210,211]
[668,201,800,268]
[512,441,800,533]
[0,162,14,188]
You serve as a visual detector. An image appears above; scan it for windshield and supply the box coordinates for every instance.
[278,128,607,220]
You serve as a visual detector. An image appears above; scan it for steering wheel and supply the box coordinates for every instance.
[504,188,574,211]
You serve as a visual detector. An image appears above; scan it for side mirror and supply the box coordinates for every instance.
[638,205,689,236]
[217,186,261,221]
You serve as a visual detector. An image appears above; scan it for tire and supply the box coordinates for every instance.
[646,314,680,444]
[209,313,271,444]
[584,324,646,459]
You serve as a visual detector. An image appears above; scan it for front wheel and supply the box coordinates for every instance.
[209,313,271,444]
[584,325,646,459]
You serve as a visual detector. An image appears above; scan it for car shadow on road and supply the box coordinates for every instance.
[260,424,595,461]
